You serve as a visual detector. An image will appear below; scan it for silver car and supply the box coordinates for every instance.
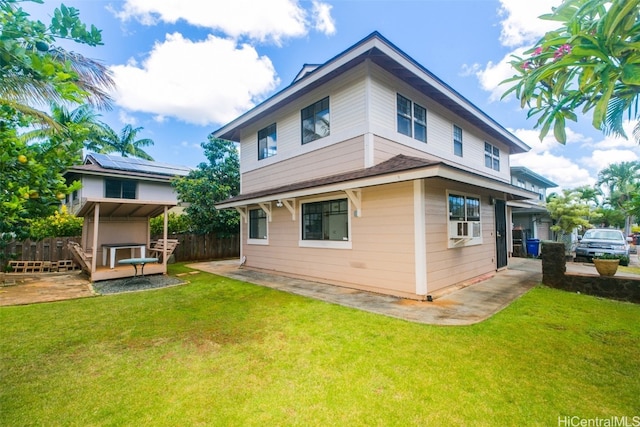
[575,229,630,263]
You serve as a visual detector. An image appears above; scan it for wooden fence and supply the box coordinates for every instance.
[2,233,240,269]
[151,233,240,262]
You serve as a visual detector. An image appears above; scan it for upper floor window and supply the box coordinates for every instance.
[484,142,500,171]
[301,97,330,144]
[517,179,525,188]
[249,208,267,240]
[397,94,426,142]
[258,123,277,160]
[105,179,136,199]
[453,125,463,157]
[302,199,348,241]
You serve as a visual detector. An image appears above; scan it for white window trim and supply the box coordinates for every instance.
[446,190,483,248]
[397,93,427,143]
[298,194,352,250]
[248,206,269,245]
[484,141,500,171]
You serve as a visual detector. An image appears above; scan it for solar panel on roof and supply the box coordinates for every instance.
[88,153,191,176]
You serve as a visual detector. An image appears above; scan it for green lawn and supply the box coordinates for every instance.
[1,264,639,426]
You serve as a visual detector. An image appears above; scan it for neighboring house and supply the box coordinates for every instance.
[214,32,537,300]
[63,153,191,281]
[508,167,558,256]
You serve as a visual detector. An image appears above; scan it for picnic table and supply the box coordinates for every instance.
[102,243,146,269]
[117,257,159,277]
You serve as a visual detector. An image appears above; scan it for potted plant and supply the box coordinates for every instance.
[592,253,626,276]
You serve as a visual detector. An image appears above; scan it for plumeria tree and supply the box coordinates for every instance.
[502,0,640,144]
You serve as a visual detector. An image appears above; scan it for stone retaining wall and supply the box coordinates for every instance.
[541,242,640,303]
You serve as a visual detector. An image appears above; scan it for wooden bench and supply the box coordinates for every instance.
[118,257,159,277]
[148,239,179,262]
[67,242,93,273]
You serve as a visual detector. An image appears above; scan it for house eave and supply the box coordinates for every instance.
[211,32,529,154]
[215,163,536,209]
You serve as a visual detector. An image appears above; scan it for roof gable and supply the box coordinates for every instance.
[212,31,530,154]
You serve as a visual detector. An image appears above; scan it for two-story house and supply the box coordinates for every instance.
[508,166,558,256]
[63,153,190,280]
[214,32,536,300]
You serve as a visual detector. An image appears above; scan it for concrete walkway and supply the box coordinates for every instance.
[0,271,94,306]
[187,258,543,326]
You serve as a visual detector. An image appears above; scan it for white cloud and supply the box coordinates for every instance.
[118,110,137,125]
[497,0,561,47]
[475,47,528,101]
[312,0,336,35]
[113,0,335,44]
[109,33,279,126]
[511,151,594,191]
[582,149,640,174]
[510,127,595,191]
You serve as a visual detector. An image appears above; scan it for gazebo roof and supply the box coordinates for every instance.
[75,198,177,218]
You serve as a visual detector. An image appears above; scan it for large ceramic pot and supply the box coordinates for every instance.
[593,259,619,277]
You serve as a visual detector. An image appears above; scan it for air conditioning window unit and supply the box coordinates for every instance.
[472,221,481,238]
[450,221,470,238]
[450,221,481,239]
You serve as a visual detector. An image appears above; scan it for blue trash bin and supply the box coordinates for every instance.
[526,239,540,257]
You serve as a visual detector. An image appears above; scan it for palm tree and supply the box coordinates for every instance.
[20,103,111,153]
[0,1,115,130]
[597,161,640,235]
[101,124,155,160]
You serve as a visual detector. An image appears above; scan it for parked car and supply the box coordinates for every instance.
[629,233,638,254]
[575,228,631,265]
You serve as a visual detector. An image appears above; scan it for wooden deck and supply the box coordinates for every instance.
[91,263,166,282]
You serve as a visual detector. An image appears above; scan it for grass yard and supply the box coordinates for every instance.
[1,263,639,426]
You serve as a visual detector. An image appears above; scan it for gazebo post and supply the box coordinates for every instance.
[163,205,168,271]
[91,203,99,276]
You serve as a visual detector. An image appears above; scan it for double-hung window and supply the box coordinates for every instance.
[301,97,330,144]
[484,142,500,171]
[397,94,426,142]
[447,192,481,246]
[105,179,136,199]
[258,123,277,160]
[453,125,463,157]
[302,199,348,242]
[248,208,268,243]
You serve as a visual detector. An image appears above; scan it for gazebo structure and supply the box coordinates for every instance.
[63,154,190,281]
[74,199,176,281]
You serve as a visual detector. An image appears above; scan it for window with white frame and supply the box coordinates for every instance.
[258,123,277,160]
[447,192,481,245]
[248,208,267,241]
[484,142,500,171]
[301,97,330,144]
[302,199,348,241]
[453,125,463,157]
[397,94,426,142]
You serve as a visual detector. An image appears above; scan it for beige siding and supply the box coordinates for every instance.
[368,64,511,183]
[239,64,368,177]
[423,178,497,294]
[241,183,418,297]
[373,135,441,164]
[242,136,365,193]
[82,217,150,265]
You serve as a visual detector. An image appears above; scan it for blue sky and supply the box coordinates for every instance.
[29,0,640,190]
